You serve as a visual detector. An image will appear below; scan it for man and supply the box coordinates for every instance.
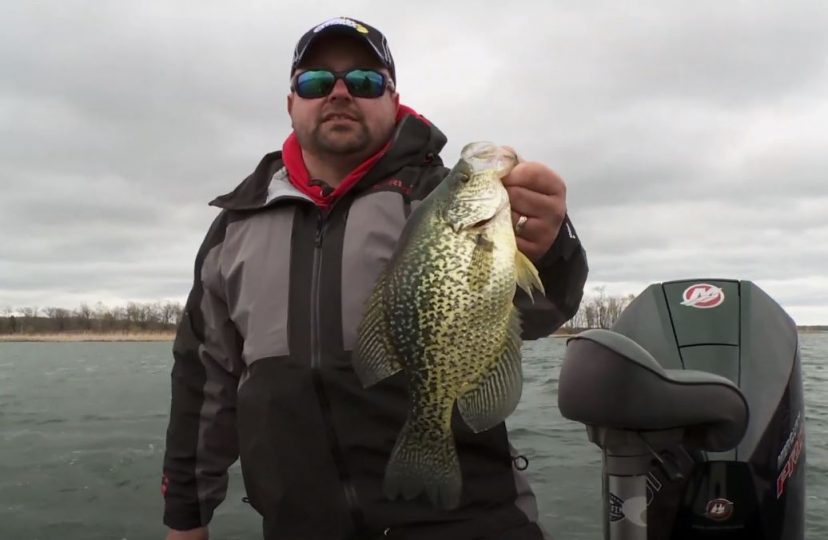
[163,17,588,540]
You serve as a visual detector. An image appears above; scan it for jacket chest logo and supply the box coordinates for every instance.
[370,177,412,196]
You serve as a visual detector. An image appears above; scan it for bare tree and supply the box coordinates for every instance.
[160,301,182,326]
[75,303,94,331]
[43,307,71,332]
[563,288,640,332]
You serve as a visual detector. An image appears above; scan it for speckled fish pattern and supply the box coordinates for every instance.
[355,142,544,510]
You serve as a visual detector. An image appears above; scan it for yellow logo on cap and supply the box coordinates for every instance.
[314,17,369,34]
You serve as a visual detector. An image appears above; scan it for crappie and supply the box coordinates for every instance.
[354,141,545,510]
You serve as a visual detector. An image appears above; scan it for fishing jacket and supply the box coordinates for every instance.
[162,110,589,540]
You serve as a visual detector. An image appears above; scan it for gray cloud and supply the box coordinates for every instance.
[1,1,826,323]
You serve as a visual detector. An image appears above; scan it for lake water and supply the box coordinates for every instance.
[0,334,825,539]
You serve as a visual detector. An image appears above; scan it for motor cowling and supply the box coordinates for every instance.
[608,279,806,540]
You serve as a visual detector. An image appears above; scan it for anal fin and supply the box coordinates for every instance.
[457,309,523,433]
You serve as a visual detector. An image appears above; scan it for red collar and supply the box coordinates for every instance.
[281,104,425,208]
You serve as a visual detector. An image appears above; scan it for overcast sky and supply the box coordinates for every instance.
[2,1,826,324]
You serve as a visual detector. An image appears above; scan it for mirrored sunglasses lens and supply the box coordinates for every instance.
[296,71,335,98]
[344,70,385,97]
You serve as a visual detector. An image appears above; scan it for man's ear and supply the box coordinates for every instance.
[287,93,294,115]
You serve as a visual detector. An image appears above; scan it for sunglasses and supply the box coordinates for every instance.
[291,68,395,99]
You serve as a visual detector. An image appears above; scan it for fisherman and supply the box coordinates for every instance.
[162,16,588,540]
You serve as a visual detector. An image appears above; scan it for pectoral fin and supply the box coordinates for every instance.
[515,249,545,302]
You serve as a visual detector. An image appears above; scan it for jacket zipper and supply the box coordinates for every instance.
[308,206,365,532]
[310,211,325,369]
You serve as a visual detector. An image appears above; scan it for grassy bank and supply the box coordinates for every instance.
[0,331,176,342]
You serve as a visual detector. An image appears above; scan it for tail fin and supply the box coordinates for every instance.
[383,419,463,510]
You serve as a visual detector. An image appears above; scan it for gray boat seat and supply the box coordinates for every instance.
[557,329,749,452]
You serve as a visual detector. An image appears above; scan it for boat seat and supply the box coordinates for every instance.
[557,329,749,452]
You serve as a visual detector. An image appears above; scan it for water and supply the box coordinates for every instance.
[0,335,826,539]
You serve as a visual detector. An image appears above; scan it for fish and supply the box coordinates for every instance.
[353,141,545,510]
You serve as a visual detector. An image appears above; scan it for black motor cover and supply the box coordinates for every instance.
[609,279,806,539]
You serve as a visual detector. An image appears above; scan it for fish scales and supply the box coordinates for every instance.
[354,141,545,510]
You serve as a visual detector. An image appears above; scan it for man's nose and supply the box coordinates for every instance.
[328,78,352,100]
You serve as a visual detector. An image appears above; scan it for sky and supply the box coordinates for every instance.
[1,1,826,324]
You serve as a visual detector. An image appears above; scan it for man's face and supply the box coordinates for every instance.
[288,34,399,161]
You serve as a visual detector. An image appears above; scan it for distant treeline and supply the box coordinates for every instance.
[3,291,630,336]
[0,301,183,335]
[560,287,636,331]
[1,293,823,336]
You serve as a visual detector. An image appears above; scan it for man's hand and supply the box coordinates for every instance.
[502,159,567,261]
[165,527,208,540]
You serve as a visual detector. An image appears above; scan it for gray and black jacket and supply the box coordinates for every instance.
[162,113,588,540]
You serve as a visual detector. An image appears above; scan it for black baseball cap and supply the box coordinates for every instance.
[291,17,396,83]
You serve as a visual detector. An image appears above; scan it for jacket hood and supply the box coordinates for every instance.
[209,104,447,211]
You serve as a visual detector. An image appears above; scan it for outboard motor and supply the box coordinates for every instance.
[558,279,806,540]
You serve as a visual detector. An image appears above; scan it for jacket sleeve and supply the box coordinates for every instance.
[162,211,244,530]
[516,213,589,339]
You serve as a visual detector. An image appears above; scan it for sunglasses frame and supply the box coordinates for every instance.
[291,68,395,99]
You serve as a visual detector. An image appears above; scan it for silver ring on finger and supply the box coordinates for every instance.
[514,214,528,235]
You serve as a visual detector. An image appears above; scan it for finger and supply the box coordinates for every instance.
[502,162,565,196]
[512,210,564,246]
[511,210,530,232]
[507,186,563,220]
[516,236,546,262]
[511,212,551,240]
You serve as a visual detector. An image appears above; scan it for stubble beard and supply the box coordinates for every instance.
[310,121,372,157]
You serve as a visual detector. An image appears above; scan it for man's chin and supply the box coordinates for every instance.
[317,137,369,156]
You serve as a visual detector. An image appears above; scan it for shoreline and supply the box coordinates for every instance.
[0,331,176,342]
[2,327,824,343]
